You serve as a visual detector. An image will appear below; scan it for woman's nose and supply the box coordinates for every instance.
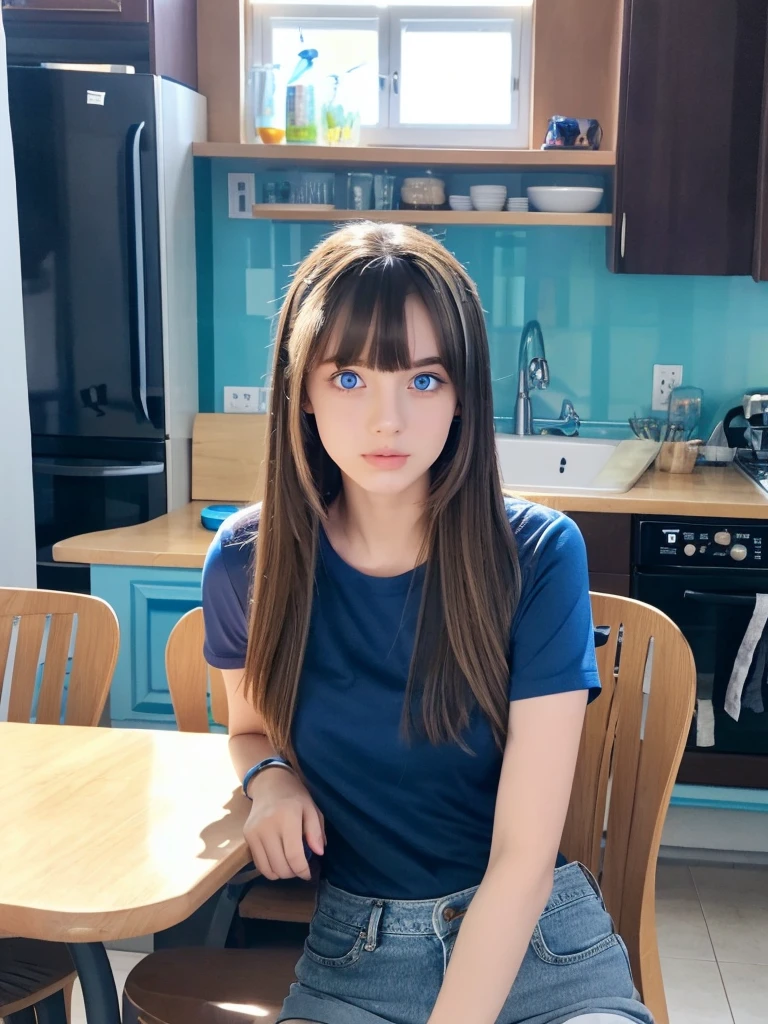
[368,382,404,434]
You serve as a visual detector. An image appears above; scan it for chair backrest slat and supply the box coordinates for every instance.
[0,616,13,706]
[35,613,75,725]
[0,588,119,726]
[7,614,47,722]
[166,607,229,732]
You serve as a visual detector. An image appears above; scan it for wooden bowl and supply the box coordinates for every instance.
[656,440,703,473]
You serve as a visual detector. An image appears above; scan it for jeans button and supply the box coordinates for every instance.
[443,907,455,922]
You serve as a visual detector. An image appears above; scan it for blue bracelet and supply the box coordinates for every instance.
[242,756,294,798]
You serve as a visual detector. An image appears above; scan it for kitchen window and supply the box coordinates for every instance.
[251,2,533,147]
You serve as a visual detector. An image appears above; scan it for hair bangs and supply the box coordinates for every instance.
[309,256,455,376]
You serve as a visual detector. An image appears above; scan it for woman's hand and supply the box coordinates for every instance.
[244,767,326,881]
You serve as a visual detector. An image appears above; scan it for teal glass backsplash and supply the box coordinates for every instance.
[196,160,768,438]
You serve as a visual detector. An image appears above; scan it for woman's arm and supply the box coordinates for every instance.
[426,688,588,1024]
[221,668,282,795]
[221,668,326,879]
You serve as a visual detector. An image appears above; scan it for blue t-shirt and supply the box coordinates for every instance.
[201,497,601,900]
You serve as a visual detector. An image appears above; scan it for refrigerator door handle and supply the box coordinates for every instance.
[127,120,150,424]
[32,460,165,478]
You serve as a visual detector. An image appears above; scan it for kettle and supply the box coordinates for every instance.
[723,390,768,452]
[743,390,768,453]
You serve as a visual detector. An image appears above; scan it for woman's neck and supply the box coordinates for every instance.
[324,476,429,578]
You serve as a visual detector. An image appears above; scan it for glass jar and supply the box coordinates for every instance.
[249,64,285,145]
[320,71,362,146]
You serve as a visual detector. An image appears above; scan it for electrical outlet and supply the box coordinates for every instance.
[223,386,271,414]
[651,364,683,412]
[227,173,255,219]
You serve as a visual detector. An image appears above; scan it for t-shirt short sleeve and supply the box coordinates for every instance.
[200,509,256,670]
[508,508,601,704]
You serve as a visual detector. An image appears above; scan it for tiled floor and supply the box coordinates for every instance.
[655,862,768,1024]
[63,863,767,1024]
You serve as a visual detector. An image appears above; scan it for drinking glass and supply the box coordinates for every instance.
[374,174,396,210]
[250,64,286,144]
[347,172,373,210]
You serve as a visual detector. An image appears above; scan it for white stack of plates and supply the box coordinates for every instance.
[470,185,507,211]
[506,197,529,212]
[448,195,472,211]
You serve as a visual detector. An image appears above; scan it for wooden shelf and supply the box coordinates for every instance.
[248,207,612,227]
[194,142,615,169]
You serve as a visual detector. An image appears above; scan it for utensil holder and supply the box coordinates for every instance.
[656,440,703,473]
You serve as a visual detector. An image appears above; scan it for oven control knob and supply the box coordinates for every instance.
[714,530,732,546]
[730,544,748,562]
[684,543,696,556]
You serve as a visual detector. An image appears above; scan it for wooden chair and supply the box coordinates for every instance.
[560,593,695,1024]
[125,594,695,1024]
[0,587,120,1024]
[165,607,318,926]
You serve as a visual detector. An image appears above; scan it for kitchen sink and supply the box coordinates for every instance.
[495,434,660,494]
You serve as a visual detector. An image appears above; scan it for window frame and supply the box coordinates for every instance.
[250,3,533,148]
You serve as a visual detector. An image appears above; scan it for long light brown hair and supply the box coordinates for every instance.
[244,222,521,766]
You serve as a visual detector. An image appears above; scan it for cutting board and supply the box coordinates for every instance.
[192,413,268,503]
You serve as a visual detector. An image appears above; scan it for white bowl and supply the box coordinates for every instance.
[472,200,506,211]
[526,186,604,214]
[470,186,507,195]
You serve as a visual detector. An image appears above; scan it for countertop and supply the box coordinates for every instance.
[53,463,768,569]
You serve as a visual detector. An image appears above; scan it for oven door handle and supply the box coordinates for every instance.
[683,589,758,607]
[33,460,164,478]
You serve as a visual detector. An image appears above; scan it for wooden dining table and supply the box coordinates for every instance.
[0,722,251,1023]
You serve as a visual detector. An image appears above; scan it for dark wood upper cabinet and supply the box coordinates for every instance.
[753,28,768,281]
[3,0,197,89]
[610,0,767,277]
[1,0,150,22]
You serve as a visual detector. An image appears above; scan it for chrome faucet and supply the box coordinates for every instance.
[513,319,580,436]
[514,320,550,435]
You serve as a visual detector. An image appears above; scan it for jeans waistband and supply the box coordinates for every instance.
[316,861,598,940]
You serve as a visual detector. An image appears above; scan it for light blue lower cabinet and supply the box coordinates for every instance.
[92,565,203,728]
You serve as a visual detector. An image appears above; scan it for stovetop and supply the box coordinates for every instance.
[735,449,768,493]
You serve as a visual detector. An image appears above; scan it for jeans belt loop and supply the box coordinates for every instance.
[577,861,603,900]
[365,900,384,952]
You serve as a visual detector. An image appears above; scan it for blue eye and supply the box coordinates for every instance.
[413,373,440,392]
[337,371,360,390]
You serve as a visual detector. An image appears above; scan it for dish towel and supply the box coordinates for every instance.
[696,698,716,747]
[725,594,768,721]
[742,627,767,714]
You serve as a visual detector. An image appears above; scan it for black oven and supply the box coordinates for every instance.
[32,436,167,594]
[632,516,768,790]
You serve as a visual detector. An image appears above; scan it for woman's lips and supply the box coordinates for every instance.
[362,453,409,470]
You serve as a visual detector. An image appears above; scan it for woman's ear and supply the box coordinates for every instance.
[302,394,314,414]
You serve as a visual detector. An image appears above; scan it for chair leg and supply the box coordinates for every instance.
[203,875,252,948]
[62,977,75,1024]
[34,988,70,1024]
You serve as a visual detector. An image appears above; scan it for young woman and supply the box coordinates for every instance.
[202,222,653,1024]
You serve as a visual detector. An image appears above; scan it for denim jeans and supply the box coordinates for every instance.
[276,861,654,1024]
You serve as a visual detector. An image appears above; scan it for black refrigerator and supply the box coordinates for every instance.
[8,66,205,592]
